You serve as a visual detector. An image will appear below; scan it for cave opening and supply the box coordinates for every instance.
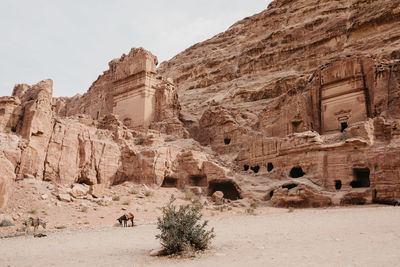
[341,122,348,132]
[269,190,274,198]
[290,167,305,178]
[224,138,231,145]
[267,162,274,172]
[208,181,241,200]
[188,175,207,187]
[77,177,94,186]
[250,165,260,173]
[161,177,178,188]
[350,168,370,188]
[282,184,298,190]
[243,165,249,171]
[335,180,342,190]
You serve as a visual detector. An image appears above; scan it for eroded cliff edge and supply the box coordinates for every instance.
[1,0,400,211]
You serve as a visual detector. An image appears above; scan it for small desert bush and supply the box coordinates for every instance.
[216,205,229,212]
[80,206,89,213]
[144,190,154,197]
[112,195,120,201]
[28,209,38,215]
[288,207,295,213]
[129,188,139,195]
[156,196,215,255]
[122,200,131,206]
[250,201,258,209]
[246,207,255,215]
[0,219,14,227]
[184,189,199,202]
[214,199,223,206]
[55,225,67,229]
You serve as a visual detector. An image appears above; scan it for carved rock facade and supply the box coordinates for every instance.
[2,0,400,210]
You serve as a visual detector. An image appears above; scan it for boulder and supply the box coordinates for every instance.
[90,184,106,198]
[211,191,224,202]
[58,193,72,202]
[70,184,90,198]
[149,248,167,257]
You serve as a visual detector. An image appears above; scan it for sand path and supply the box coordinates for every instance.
[2,206,400,267]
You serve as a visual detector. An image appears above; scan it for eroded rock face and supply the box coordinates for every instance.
[0,155,16,211]
[157,0,400,205]
[17,80,54,180]
[2,0,400,210]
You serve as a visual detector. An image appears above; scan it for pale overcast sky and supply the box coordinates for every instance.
[0,1,269,97]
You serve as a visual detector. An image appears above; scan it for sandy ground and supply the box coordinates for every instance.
[0,179,265,234]
[2,206,400,267]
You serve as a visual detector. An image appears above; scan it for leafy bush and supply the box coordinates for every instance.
[183,189,199,202]
[144,189,154,197]
[156,196,215,255]
[0,219,14,227]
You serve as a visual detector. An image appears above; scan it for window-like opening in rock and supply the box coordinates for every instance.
[77,177,93,186]
[250,166,260,173]
[208,181,241,200]
[350,168,370,188]
[189,175,207,187]
[269,190,274,198]
[161,177,178,188]
[224,138,231,145]
[243,165,249,171]
[96,111,100,120]
[373,189,377,200]
[290,167,305,178]
[335,180,342,190]
[31,131,44,136]
[292,121,303,133]
[282,184,298,190]
[267,162,274,172]
[11,127,16,133]
[341,122,348,132]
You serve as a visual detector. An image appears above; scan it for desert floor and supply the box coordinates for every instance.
[2,205,400,267]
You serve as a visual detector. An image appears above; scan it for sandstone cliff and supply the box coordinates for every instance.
[1,0,400,211]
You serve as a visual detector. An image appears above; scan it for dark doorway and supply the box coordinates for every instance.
[224,138,231,145]
[188,175,207,187]
[250,166,260,173]
[350,168,370,188]
[161,177,178,188]
[292,121,303,133]
[77,177,93,186]
[335,180,342,190]
[267,162,274,172]
[282,184,298,190]
[341,122,348,132]
[208,181,241,200]
[290,167,305,178]
[269,190,274,198]
[243,165,249,171]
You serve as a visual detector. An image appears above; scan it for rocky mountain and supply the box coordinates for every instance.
[1,0,400,211]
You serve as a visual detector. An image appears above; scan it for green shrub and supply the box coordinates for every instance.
[250,201,258,209]
[183,189,199,202]
[156,196,215,255]
[0,219,14,227]
[144,190,154,197]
